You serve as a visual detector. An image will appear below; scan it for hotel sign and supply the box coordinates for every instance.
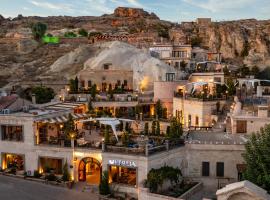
[109,159,137,168]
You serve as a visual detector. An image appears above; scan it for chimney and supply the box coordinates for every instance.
[32,94,36,104]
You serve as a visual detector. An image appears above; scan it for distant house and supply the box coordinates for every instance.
[0,95,32,113]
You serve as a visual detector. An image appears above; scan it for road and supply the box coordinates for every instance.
[0,175,99,200]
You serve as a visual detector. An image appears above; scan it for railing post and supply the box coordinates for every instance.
[165,140,169,151]
[102,141,106,152]
[145,143,148,156]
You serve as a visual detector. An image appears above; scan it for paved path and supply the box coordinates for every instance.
[0,175,99,200]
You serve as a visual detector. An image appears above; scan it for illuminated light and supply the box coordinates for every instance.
[60,124,64,129]
[39,167,44,174]
[67,88,70,92]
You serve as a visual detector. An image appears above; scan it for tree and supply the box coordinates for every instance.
[63,114,77,139]
[69,79,76,93]
[238,65,250,77]
[99,171,110,195]
[62,160,71,182]
[223,65,230,76]
[104,126,110,144]
[74,76,79,92]
[144,122,149,136]
[155,99,163,119]
[243,125,270,192]
[190,36,202,47]
[91,84,97,100]
[156,121,160,136]
[121,131,130,146]
[31,86,55,104]
[241,41,250,57]
[151,121,156,136]
[31,22,47,41]
[251,66,260,78]
[78,28,88,37]
[64,31,77,38]
[167,117,183,139]
[180,60,187,71]
[226,78,236,96]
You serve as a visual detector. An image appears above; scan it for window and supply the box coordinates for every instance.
[88,80,92,88]
[124,80,128,86]
[1,125,23,141]
[103,64,110,70]
[81,80,85,88]
[236,120,247,133]
[109,166,137,186]
[117,80,121,86]
[195,116,199,126]
[202,162,209,176]
[216,162,224,177]
[188,115,191,126]
[166,73,175,82]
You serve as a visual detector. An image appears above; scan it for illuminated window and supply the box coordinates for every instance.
[109,165,137,187]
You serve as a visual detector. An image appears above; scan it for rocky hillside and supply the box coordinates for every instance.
[0,7,270,89]
[170,19,270,68]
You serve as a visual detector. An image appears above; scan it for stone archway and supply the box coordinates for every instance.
[78,157,101,185]
[228,192,253,200]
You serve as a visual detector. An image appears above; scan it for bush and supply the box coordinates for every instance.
[99,171,110,195]
[31,22,47,41]
[45,173,56,181]
[145,165,182,193]
[34,170,42,178]
[78,28,88,37]
[62,161,71,182]
[64,31,77,38]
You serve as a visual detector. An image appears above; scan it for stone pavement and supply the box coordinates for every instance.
[0,175,99,200]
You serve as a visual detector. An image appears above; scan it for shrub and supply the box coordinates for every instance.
[31,22,47,41]
[99,171,110,195]
[145,165,182,193]
[45,173,56,181]
[34,170,42,178]
[62,161,71,182]
[78,28,88,37]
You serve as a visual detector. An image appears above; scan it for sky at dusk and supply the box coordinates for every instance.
[0,0,269,22]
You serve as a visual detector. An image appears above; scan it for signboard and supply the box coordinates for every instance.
[109,159,136,168]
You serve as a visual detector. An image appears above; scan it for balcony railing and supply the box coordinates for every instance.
[102,139,184,156]
[174,92,227,101]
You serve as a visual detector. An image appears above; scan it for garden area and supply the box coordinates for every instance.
[144,165,199,198]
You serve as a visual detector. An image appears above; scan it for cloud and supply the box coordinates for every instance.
[183,0,255,12]
[126,0,144,8]
[29,0,73,12]
[85,0,113,13]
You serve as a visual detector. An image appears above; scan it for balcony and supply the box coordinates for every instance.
[174,92,227,102]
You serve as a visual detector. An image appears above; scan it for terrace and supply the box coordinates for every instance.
[35,116,184,156]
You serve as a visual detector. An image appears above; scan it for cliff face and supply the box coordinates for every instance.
[171,19,270,68]
[114,7,159,19]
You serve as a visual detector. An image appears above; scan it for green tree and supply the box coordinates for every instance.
[251,66,260,78]
[155,99,163,119]
[64,31,77,38]
[180,60,187,71]
[121,131,130,147]
[74,76,79,92]
[63,114,77,139]
[31,22,47,41]
[144,122,149,136]
[243,125,270,192]
[62,160,71,182]
[104,126,110,144]
[78,28,88,37]
[223,65,230,76]
[31,86,55,104]
[156,121,160,136]
[238,65,250,77]
[99,171,110,195]
[91,84,97,100]
[69,79,76,93]
[190,36,202,47]
[167,117,183,139]
[151,121,156,136]
[226,78,236,96]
